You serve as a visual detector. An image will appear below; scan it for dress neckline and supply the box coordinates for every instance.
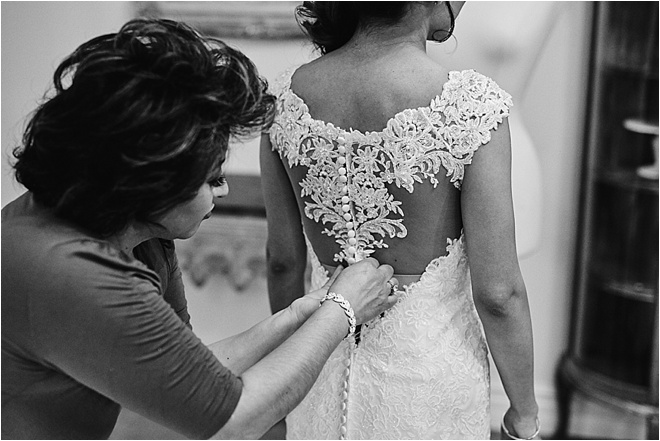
[283,68,463,136]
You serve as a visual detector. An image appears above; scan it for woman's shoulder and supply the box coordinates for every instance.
[47,238,161,290]
[3,215,163,323]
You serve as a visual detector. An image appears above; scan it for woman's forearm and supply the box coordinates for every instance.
[476,290,538,416]
[207,305,303,375]
[209,258,394,439]
[208,284,326,375]
[211,302,350,439]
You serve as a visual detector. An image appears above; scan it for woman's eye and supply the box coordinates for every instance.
[209,176,227,187]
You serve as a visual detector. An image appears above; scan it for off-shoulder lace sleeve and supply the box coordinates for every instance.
[430,69,513,188]
[268,66,296,99]
[268,66,304,157]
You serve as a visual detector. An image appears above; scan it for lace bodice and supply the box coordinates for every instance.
[269,68,512,265]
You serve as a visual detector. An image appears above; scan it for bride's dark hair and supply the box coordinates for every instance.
[296,1,455,54]
[295,1,409,54]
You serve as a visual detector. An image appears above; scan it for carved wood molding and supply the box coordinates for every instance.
[175,214,268,290]
[135,1,305,40]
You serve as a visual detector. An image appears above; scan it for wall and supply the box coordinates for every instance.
[1,1,596,436]
[442,2,591,432]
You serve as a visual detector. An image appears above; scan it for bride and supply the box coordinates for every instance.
[260,1,539,439]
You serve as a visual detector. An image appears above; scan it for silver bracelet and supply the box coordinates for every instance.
[320,291,356,337]
[501,416,540,440]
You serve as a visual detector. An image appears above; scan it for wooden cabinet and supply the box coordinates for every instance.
[556,2,658,439]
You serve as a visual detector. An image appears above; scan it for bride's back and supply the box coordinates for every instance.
[285,53,464,274]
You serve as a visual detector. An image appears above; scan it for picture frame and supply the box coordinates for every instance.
[135,1,305,39]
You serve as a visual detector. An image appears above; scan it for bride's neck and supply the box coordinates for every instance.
[339,23,428,57]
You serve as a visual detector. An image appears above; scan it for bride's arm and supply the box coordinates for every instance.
[259,134,308,313]
[461,119,540,439]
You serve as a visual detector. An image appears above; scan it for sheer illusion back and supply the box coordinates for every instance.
[270,67,511,271]
[268,66,512,439]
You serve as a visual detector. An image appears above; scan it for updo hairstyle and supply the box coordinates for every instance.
[296,2,410,54]
[12,18,275,237]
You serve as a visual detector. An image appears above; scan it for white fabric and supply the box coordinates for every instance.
[269,67,512,439]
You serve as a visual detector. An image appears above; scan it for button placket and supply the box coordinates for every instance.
[336,136,359,264]
[339,338,355,439]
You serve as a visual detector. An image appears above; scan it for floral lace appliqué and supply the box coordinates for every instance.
[287,235,491,440]
[269,68,511,266]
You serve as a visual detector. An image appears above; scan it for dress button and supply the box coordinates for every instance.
[338,167,347,175]
[337,136,346,144]
[338,146,346,154]
[339,175,348,183]
[347,246,356,254]
[343,213,352,221]
[348,238,357,245]
[342,205,350,212]
[347,230,355,238]
[346,222,354,229]
[347,257,356,264]
[337,156,346,165]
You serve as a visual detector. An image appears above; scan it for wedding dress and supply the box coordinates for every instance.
[268,68,512,439]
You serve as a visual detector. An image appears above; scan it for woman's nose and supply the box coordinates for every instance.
[212,182,229,198]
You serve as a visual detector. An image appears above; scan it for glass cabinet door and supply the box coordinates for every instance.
[558,2,658,439]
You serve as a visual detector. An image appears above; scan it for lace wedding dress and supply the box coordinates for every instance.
[269,68,512,439]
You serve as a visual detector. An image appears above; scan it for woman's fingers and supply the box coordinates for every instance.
[323,266,343,289]
[386,277,400,294]
[377,263,394,279]
[361,257,379,267]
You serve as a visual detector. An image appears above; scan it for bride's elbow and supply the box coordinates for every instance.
[266,246,305,277]
[473,283,527,317]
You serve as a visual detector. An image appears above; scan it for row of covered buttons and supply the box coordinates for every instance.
[339,341,352,439]
[337,136,358,264]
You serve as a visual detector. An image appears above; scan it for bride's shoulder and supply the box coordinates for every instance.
[270,62,315,97]
[289,58,342,90]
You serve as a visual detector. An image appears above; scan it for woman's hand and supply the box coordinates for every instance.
[501,407,541,440]
[289,267,344,323]
[327,258,398,324]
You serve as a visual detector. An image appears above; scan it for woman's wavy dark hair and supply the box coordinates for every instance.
[12,18,275,237]
[295,1,455,54]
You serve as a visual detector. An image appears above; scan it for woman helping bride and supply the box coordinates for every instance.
[260,2,540,439]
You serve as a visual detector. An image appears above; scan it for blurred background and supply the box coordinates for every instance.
[2,1,657,439]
